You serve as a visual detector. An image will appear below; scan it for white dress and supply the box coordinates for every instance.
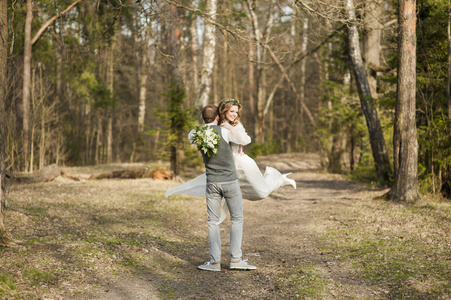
[165,123,296,201]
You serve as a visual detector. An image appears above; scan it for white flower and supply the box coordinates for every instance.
[192,125,221,158]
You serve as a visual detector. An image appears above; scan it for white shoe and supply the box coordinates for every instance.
[230,259,257,270]
[198,261,221,271]
[282,173,296,189]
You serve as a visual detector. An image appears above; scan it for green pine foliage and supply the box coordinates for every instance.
[150,83,196,167]
[416,0,451,198]
[317,79,369,176]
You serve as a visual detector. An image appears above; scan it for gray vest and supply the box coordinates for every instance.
[201,125,237,183]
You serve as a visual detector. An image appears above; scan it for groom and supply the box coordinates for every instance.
[189,104,256,271]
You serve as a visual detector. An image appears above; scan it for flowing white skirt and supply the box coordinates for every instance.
[165,153,292,200]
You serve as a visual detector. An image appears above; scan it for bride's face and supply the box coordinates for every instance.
[225,105,239,122]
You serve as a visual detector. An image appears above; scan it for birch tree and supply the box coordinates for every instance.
[107,38,115,164]
[245,0,276,143]
[364,0,384,97]
[197,0,217,109]
[22,0,32,172]
[346,0,392,182]
[189,8,199,104]
[298,16,309,134]
[135,4,155,133]
[390,0,419,201]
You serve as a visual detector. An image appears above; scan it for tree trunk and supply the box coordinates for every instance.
[84,101,91,164]
[390,0,420,201]
[134,5,148,133]
[107,111,113,164]
[106,30,116,164]
[448,0,451,119]
[297,17,308,147]
[138,69,148,132]
[197,0,217,109]
[246,0,275,143]
[22,0,33,172]
[30,65,36,172]
[222,35,229,98]
[247,23,255,118]
[328,70,352,173]
[245,1,263,142]
[39,63,45,169]
[364,0,383,97]
[139,24,155,132]
[169,5,183,175]
[346,0,392,182]
[190,10,199,104]
[0,0,13,246]
[95,115,102,164]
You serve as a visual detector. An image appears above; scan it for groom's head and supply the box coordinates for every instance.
[202,105,219,123]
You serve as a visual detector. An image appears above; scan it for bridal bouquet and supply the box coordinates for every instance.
[192,125,221,158]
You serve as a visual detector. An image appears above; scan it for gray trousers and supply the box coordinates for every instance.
[206,179,243,264]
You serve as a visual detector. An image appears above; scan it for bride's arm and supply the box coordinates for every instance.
[227,122,251,146]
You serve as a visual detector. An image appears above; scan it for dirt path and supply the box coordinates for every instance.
[83,153,388,300]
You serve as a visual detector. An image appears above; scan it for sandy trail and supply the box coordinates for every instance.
[84,153,387,299]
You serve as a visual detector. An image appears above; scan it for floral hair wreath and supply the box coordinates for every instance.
[224,99,241,106]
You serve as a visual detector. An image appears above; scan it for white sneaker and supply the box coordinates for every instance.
[198,261,221,271]
[282,173,296,189]
[230,259,257,270]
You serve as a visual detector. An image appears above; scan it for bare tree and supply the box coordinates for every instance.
[22,0,33,172]
[390,0,419,201]
[189,6,199,104]
[0,0,13,246]
[346,0,392,182]
[21,0,82,171]
[245,0,276,143]
[298,16,309,136]
[169,4,183,175]
[247,22,256,117]
[197,0,217,109]
[364,0,384,98]
[106,27,117,165]
[135,4,155,133]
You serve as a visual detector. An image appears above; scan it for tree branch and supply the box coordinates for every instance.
[31,0,83,45]
[264,44,317,127]
[163,0,242,41]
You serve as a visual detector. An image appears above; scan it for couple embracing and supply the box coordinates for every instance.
[167,98,296,271]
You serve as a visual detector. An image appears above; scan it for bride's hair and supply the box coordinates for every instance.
[218,98,242,126]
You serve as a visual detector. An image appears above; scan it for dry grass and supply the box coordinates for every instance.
[1,157,450,299]
[306,196,451,299]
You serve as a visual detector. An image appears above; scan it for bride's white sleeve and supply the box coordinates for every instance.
[228,123,251,146]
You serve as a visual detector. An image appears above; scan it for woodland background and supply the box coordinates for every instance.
[0,0,450,199]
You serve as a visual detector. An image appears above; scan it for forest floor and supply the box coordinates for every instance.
[1,153,450,299]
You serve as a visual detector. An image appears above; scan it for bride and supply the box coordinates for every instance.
[165,98,296,203]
